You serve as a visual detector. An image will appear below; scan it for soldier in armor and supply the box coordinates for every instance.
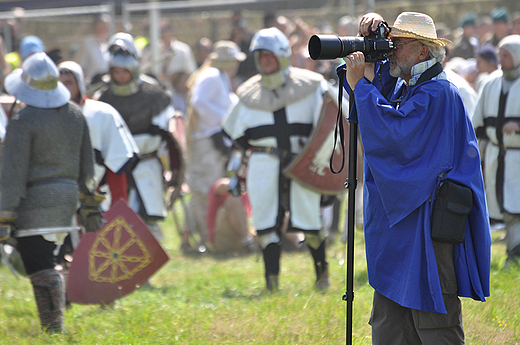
[0,52,96,332]
[98,33,175,242]
[222,27,333,291]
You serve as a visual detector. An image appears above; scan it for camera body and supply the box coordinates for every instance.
[308,22,394,62]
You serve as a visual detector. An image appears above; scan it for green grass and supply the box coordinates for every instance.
[0,204,519,344]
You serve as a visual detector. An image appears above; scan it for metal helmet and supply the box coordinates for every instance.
[249,27,291,89]
[4,52,70,108]
[107,32,141,95]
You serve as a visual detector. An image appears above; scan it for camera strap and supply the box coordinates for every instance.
[329,66,347,174]
[389,62,444,105]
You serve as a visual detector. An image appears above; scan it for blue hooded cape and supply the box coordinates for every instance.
[345,61,491,313]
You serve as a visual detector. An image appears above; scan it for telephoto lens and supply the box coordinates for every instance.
[308,35,367,60]
[308,22,394,62]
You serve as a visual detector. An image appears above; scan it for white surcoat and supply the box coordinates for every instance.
[472,73,520,218]
[223,68,336,233]
[81,99,138,187]
[129,105,175,219]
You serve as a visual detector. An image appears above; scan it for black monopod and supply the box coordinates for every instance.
[338,66,358,345]
[323,62,358,345]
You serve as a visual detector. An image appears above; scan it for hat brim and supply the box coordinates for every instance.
[208,51,247,62]
[4,69,70,108]
[390,27,452,47]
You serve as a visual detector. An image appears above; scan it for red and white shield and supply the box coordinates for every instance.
[284,93,362,195]
[66,200,169,304]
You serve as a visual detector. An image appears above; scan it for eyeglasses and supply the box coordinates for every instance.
[393,39,418,49]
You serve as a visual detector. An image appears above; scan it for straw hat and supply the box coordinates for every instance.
[390,12,451,47]
[208,40,246,62]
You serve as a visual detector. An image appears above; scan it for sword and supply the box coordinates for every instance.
[14,226,82,238]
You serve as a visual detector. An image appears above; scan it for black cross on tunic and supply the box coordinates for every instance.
[234,107,313,233]
[481,90,520,211]
[237,107,312,157]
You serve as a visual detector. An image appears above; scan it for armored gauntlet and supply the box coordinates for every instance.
[0,210,17,241]
[78,193,105,233]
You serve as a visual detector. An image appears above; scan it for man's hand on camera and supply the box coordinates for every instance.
[359,13,385,36]
[344,52,366,89]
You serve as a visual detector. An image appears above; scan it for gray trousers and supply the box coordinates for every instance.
[504,212,520,259]
[370,241,464,345]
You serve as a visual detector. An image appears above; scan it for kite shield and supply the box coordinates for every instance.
[67,200,169,304]
[283,93,352,195]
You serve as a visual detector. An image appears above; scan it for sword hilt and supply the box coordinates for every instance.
[14,226,82,238]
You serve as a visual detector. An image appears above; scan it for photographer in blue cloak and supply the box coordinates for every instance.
[342,12,491,344]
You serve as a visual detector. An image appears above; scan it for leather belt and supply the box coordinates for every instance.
[139,151,158,160]
[27,178,76,188]
[250,146,279,155]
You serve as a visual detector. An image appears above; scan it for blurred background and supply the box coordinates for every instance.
[0,0,518,70]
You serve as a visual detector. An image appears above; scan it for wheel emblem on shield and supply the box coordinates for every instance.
[88,216,153,283]
[67,200,169,304]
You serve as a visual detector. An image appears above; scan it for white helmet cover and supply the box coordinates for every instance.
[58,60,86,100]
[498,34,520,68]
[250,27,291,89]
[4,52,70,108]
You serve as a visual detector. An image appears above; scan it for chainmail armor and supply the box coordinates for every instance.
[98,81,171,134]
[0,103,94,229]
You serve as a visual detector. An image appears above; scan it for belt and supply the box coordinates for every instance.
[250,146,279,155]
[488,142,520,151]
[27,178,76,188]
[139,151,158,160]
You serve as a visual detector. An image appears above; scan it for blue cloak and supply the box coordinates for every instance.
[346,61,491,313]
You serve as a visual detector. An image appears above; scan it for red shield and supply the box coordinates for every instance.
[67,200,169,304]
[165,114,187,208]
[284,94,361,195]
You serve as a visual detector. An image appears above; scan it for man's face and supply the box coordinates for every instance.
[111,67,132,84]
[258,51,280,75]
[59,71,81,103]
[513,20,520,35]
[493,22,511,40]
[223,61,240,78]
[476,56,496,73]
[94,20,109,41]
[388,38,424,80]
[160,26,173,44]
[463,24,477,38]
[498,48,516,70]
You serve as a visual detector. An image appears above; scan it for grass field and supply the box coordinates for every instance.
[0,202,519,344]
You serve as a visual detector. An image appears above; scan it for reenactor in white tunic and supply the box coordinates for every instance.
[223,28,334,291]
[472,35,520,268]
